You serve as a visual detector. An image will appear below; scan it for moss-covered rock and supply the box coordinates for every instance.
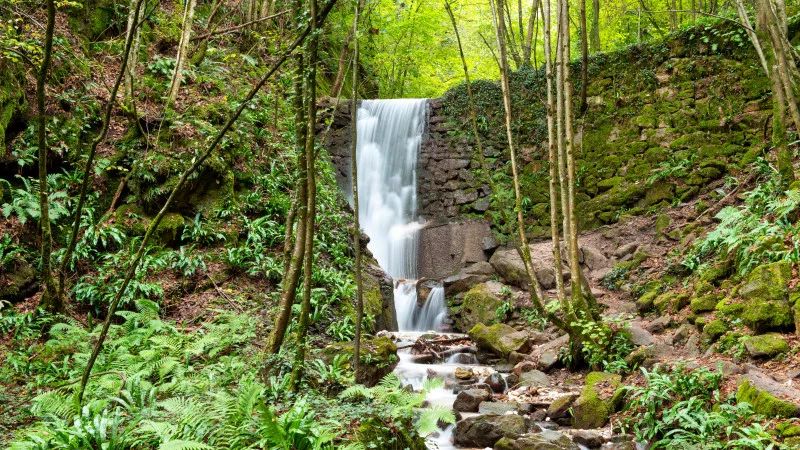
[636,290,659,314]
[0,263,37,302]
[654,292,690,314]
[737,375,800,418]
[457,282,505,331]
[469,322,529,357]
[740,262,794,333]
[357,417,426,450]
[716,298,745,317]
[700,319,728,346]
[643,181,675,207]
[777,422,800,438]
[318,336,398,387]
[454,414,530,448]
[655,214,671,239]
[572,372,624,429]
[743,333,790,358]
[690,293,722,313]
[0,59,27,149]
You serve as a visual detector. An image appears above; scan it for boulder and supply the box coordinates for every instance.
[736,371,800,418]
[465,261,496,275]
[626,326,655,346]
[318,336,397,387]
[700,319,728,346]
[570,429,605,448]
[457,282,507,331]
[454,414,530,448]
[455,367,474,380]
[454,389,491,412]
[646,315,673,334]
[494,430,579,450]
[635,290,658,314]
[470,323,531,357]
[479,401,520,415]
[613,242,638,258]
[690,293,722,313]
[444,271,493,295]
[485,372,507,392]
[572,372,624,429]
[357,417,426,450]
[0,263,37,302]
[743,333,790,358]
[581,246,609,271]
[740,261,794,332]
[489,248,565,290]
[519,370,551,388]
[654,292,690,314]
[547,393,579,420]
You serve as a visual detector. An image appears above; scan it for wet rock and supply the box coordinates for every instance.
[453,388,491,412]
[485,373,507,392]
[519,370,551,388]
[572,372,624,429]
[571,429,605,448]
[453,413,530,448]
[494,430,579,450]
[743,333,790,358]
[479,401,520,415]
[455,367,475,380]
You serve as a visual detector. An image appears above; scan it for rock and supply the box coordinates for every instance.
[485,373,507,392]
[495,430,579,450]
[539,349,560,371]
[473,197,490,212]
[743,333,790,358]
[626,326,655,346]
[700,319,729,346]
[690,293,722,313]
[684,334,701,356]
[465,261,496,275]
[720,360,744,376]
[455,367,474,380]
[740,261,794,332]
[453,389,491,412]
[571,429,605,448]
[495,363,514,373]
[646,315,673,334]
[736,371,800,418]
[519,370,551,388]
[572,372,624,429]
[547,393,579,419]
[0,263,37,302]
[453,414,530,448]
[418,219,493,280]
[457,282,506,330]
[654,292,691,314]
[513,361,538,376]
[488,248,565,290]
[582,246,609,271]
[635,291,658,314]
[613,243,638,258]
[444,271,493,295]
[483,235,499,251]
[318,336,397,387]
[672,324,694,346]
[357,417,426,450]
[479,401,520,414]
[509,351,530,366]
[470,323,531,357]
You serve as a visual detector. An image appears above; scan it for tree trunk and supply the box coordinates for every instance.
[330,22,356,97]
[123,0,144,107]
[58,0,146,302]
[590,0,600,52]
[77,0,338,403]
[579,0,588,112]
[37,0,59,314]
[290,0,320,390]
[351,0,363,378]
[522,0,538,67]
[166,0,197,107]
[266,0,309,357]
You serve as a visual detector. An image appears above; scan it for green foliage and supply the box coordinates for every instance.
[622,364,782,449]
[571,315,636,373]
[340,373,455,437]
[1,175,71,225]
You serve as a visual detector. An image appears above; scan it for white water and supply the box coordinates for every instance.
[355,99,447,332]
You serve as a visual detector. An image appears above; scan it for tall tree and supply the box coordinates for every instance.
[77,0,338,402]
[589,0,600,52]
[289,0,320,390]
[123,0,145,108]
[37,0,59,313]
[579,0,588,112]
[350,0,364,378]
[166,0,197,107]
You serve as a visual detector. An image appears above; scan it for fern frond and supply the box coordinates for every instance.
[416,405,456,436]
[158,440,213,450]
[339,384,372,400]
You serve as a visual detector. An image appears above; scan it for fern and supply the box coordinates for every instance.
[159,440,214,450]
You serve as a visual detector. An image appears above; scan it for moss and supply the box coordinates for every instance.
[0,263,36,302]
[636,290,659,314]
[468,322,524,357]
[572,372,624,429]
[740,262,793,332]
[701,319,728,345]
[644,181,675,206]
[457,283,503,330]
[654,292,690,314]
[744,333,789,358]
[700,263,732,285]
[655,214,671,239]
[716,298,745,317]
[357,418,426,450]
[596,177,625,192]
[793,293,800,337]
[691,293,722,313]
[777,423,800,438]
[737,379,799,418]
[319,336,398,387]
[154,213,185,244]
[0,59,27,151]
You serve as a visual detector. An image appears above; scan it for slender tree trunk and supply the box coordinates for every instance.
[490,0,565,330]
[166,0,197,107]
[590,0,600,52]
[77,0,338,403]
[37,0,59,313]
[523,0,539,67]
[351,0,363,378]
[281,197,299,276]
[579,0,588,112]
[58,0,146,303]
[266,0,309,356]
[290,0,320,390]
[123,0,144,108]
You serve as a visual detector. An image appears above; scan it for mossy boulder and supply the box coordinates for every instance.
[318,336,398,387]
[737,374,800,418]
[453,413,530,448]
[572,372,624,429]
[740,262,794,333]
[655,214,671,239]
[0,263,37,302]
[636,290,659,314]
[716,298,745,317]
[700,319,728,346]
[356,262,397,332]
[469,323,530,357]
[743,333,790,358]
[643,181,675,207]
[777,422,800,438]
[690,293,722,313]
[457,282,505,330]
[0,59,27,148]
[654,292,690,314]
[357,417,426,450]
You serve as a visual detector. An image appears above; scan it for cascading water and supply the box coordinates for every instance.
[355,99,446,332]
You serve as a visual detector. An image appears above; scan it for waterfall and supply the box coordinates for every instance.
[355,99,446,332]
